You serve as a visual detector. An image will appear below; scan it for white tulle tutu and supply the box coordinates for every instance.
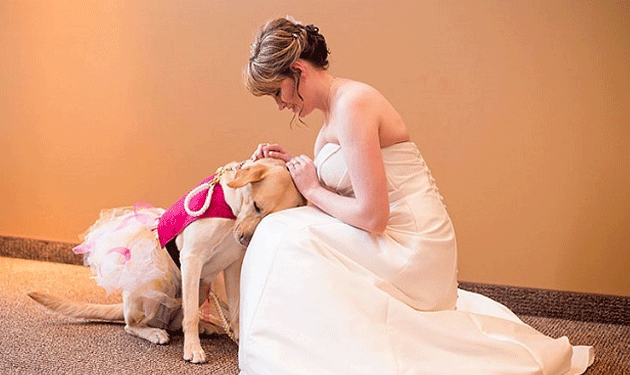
[73,202,230,330]
[73,204,182,320]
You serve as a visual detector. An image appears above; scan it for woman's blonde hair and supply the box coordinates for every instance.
[245,16,330,97]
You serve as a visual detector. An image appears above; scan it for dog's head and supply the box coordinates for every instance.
[225,158,306,246]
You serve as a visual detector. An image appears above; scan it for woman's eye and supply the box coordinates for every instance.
[253,201,262,214]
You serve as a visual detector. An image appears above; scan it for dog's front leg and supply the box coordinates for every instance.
[224,254,244,342]
[180,252,206,364]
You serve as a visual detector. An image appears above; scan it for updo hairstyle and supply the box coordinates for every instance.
[245,17,330,97]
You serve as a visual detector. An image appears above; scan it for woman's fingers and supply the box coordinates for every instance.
[251,143,268,160]
[266,144,292,162]
[286,155,319,197]
[252,143,293,162]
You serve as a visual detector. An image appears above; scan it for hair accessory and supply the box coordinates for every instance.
[305,24,319,34]
[291,33,298,39]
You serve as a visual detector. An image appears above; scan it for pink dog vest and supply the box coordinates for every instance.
[157,175,236,249]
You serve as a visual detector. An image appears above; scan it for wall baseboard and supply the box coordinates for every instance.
[2,235,628,326]
[459,281,630,326]
[0,235,82,266]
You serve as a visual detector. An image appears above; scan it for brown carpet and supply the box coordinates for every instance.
[1,257,239,374]
[1,236,629,374]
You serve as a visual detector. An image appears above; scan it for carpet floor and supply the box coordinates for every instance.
[1,257,239,375]
[1,236,628,374]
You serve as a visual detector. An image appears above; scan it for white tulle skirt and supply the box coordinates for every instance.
[73,204,181,323]
[74,203,229,330]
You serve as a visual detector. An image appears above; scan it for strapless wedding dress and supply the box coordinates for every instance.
[238,141,593,375]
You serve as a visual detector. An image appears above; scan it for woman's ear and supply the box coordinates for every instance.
[290,60,305,77]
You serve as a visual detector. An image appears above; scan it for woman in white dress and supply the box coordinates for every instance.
[239,17,593,375]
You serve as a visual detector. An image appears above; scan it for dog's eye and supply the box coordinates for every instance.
[253,201,262,214]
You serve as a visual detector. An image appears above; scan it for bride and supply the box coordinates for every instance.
[238,16,593,375]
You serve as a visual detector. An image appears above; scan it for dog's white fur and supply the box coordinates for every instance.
[28,158,305,363]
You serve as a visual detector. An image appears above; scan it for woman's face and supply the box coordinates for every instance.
[273,77,312,117]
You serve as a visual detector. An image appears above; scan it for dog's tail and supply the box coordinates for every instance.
[28,291,125,322]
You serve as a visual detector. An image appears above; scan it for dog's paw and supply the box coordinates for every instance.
[125,325,170,345]
[148,329,170,345]
[184,342,206,364]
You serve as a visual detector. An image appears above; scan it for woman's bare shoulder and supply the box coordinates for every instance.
[336,80,381,103]
[336,80,409,146]
[331,81,385,125]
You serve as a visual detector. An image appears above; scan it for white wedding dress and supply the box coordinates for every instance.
[238,141,593,375]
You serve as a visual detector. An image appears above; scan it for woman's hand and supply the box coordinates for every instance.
[251,143,293,162]
[286,155,321,198]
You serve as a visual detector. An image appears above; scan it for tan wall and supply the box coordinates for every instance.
[2,1,628,296]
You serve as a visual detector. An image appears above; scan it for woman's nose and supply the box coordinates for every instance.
[276,99,286,111]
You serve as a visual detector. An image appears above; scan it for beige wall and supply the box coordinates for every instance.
[1,1,628,296]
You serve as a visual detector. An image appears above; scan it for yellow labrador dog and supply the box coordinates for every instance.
[29,158,305,363]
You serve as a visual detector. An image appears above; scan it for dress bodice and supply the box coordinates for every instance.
[314,141,444,203]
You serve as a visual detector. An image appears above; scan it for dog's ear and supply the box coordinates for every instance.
[227,164,268,188]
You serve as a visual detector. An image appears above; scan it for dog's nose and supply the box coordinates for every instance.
[238,233,251,247]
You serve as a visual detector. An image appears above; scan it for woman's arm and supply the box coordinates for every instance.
[290,89,390,234]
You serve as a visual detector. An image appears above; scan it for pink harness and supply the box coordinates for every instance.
[157,174,236,248]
